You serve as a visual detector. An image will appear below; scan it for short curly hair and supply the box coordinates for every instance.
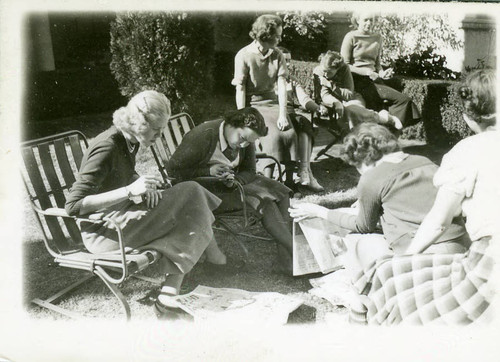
[318,50,344,71]
[223,107,268,137]
[341,122,400,167]
[459,69,496,127]
[249,14,282,43]
[113,90,171,134]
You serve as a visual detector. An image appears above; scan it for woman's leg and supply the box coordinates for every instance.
[373,83,420,127]
[352,73,385,112]
[259,198,293,273]
[204,236,227,265]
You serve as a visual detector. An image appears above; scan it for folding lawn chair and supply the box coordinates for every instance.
[150,112,283,257]
[311,74,346,161]
[21,130,162,320]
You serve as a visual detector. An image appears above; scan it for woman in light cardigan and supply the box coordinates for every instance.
[340,12,421,127]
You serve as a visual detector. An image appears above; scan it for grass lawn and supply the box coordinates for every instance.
[22,94,450,322]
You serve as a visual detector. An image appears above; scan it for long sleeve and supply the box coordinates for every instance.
[167,127,216,181]
[65,140,114,216]
[327,173,382,233]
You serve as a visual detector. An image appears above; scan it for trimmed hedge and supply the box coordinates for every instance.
[289,59,467,147]
[110,12,215,121]
[24,66,126,122]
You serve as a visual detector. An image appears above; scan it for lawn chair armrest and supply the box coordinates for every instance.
[255,153,283,183]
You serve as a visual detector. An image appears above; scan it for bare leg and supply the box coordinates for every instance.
[298,132,324,192]
[204,236,227,265]
[261,199,293,274]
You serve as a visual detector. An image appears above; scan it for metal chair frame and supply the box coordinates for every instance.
[150,113,283,256]
[21,130,162,320]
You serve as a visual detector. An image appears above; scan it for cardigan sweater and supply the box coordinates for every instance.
[65,126,139,216]
[167,119,257,185]
[327,154,468,253]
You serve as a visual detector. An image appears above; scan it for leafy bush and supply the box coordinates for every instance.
[373,14,463,65]
[279,11,328,61]
[440,81,474,144]
[110,12,215,119]
[391,47,460,80]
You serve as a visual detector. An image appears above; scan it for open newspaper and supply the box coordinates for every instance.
[293,217,350,276]
[171,285,303,324]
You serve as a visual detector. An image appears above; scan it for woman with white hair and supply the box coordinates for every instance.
[65,90,223,317]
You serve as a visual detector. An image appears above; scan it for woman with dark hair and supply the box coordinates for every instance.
[232,14,304,189]
[168,107,294,273]
[65,90,222,317]
[289,122,470,275]
[340,12,421,127]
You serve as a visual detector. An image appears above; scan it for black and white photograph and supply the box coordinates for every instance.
[0,0,499,360]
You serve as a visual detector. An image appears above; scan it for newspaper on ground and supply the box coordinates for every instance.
[308,268,353,308]
[292,217,350,276]
[171,285,303,324]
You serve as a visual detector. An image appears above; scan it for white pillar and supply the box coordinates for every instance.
[461,14,496,71]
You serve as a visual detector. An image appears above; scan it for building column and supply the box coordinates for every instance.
[461,14,496,71]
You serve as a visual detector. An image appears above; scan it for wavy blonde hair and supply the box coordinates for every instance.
[113,90,171,134]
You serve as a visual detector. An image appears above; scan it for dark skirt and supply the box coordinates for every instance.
[196,175,291,213]
[80,181,221,275]
[251,100,298,167]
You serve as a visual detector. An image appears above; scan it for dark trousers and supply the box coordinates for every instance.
[352,73,421,127]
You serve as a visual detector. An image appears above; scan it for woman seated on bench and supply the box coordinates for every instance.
[65,90,223,317]
[341,12,421,127]
[313,50,402,131]
[289,122,470,276]
[167,107,294,275]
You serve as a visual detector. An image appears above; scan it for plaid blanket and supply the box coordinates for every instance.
[350,237,494,325]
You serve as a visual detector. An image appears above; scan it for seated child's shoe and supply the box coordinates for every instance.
[299,169,311,186]
[388,115,403,130]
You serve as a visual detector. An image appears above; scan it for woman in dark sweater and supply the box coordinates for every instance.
[289,122,470,275]
[65,90,223,316]
[168,107,293,274]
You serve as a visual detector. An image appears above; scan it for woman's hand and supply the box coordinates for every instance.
[277,114,291,131]
[127,175,163,196]
[340,88,353,101]
[221,171,235,188]
[288,203,329,222]
[210,164,232,177]
[333,101,344,119]
[144,190,163,209]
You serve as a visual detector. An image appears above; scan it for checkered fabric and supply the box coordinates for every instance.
[349,237,494,325]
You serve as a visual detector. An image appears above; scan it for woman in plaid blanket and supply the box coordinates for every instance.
[350,69,499,324]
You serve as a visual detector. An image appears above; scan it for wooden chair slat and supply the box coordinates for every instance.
[163,123,177,156]
[38,143,66,207]
[53,138,76,187]
[69,135,84,169]
[170,120,184,147]
[21,147,68,249]
[179,116,192,135]
[38,143,83,246]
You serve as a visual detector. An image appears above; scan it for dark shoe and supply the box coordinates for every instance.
[154,292,191,320]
